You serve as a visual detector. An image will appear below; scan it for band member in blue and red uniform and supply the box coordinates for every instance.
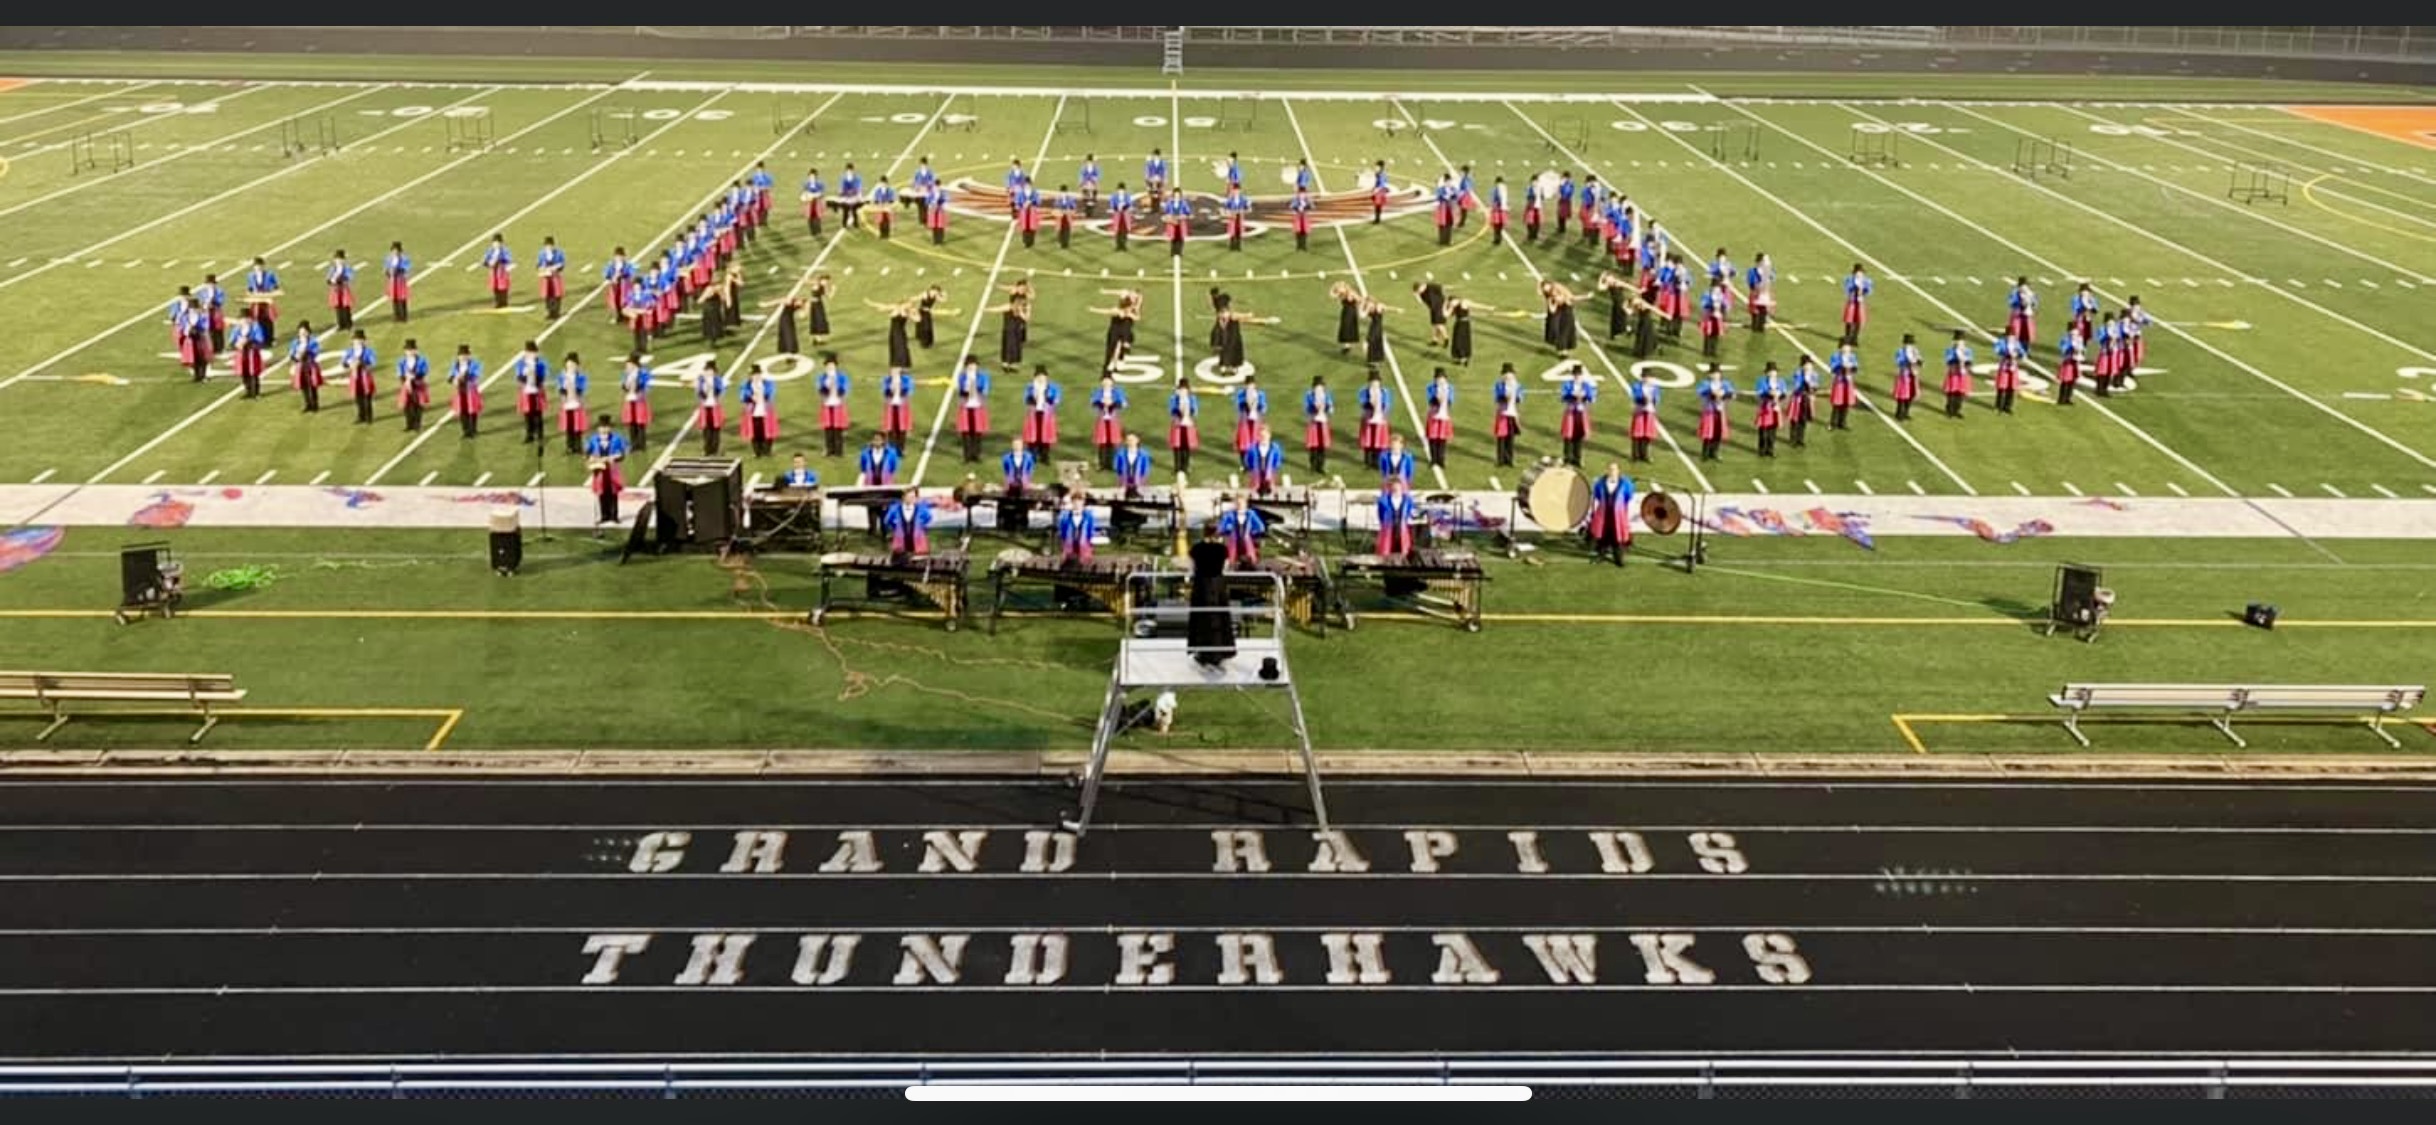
[2054,325,2085,406]
[1422,368,1456,469]
[859,432,901,487]
[1167,376,1201,474]
[1992,330,2025,415]
[1231,375,1267,458]
[1287,183,1315,252]
[1551,170,1575,235]
[1002,437,1038,500]
[556,353,590,455]
[1377,434,1417,489]
[1486,176,1509,245]
[1108,181,1135,251]
[2008,277,2038,345]
[1015,176,1043,250]
[1943,330,1974,418]
[583,414,629,526]
[1696,365,1736,462]
[1840,263,1873,347]
[869,176,898,239]
[1089,374,1127,470]
[1745,252,1776,332]
[780,452,817,489]
[481,235,513,311]
[1369,161,1390,224]
[1355,368,1393,465]
[170,295,211,383]
[602,246,634,321]
[618,353,651,450]
[838,162,864,229]
[1243,424,1285,498]
[508,341,549,445]
[1890,333,1923,422]
[194,274,226,353]
[1162,189,1191,259]
[880,487,934,560]
[1557,362,1596,468]
[1021,366,1061,458]
[1055,491,1098,566]
[288,321,323,414]
[1523,176,1545,243]
[802,166,826,237]
[1577,174,1602,248]
[340,329,376,424]
[737,362,779,459]
[814,354,850,458]
[1752,361,1785,458]
[2069,282,2101,343]
[1079,154,1102,214]
[325,250,356,331]
[378,242,411,322]
[953,354,991,464]
[749,161,776,229]
[1223,182,1251,251]
[394,338,431,433]
[1116,432,1154,498]
[1433,173,1459,246]
[1223,151,1244,193]
[880,366,915,455]
[1490,363,1524,468]
[686,363,725,456]
[1055,185,1078,249]
[1303,375,1335,473]
[1829,343,1861,430]
[228,307,266,399]
[1144,147,1168,200]
[1587,463,1634,567]
[1216,492,1265,565]
[536,237,567,320]
[1375,475,1418,559]
[1698,277,1733,359]
[2123,296,2150,369]
[243,258,281,340]
[448,345,483,438]
[909,156,936,225]
[2095,312,2124,396]
[925,180,950,245]
[1457,164,1478,225]
[1788,355,1820,447]
[1622,369,1658,464]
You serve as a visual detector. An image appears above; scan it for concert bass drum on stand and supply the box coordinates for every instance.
[1512,461,1591,558]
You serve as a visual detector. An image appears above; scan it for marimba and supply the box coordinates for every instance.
[1334,549,1487,632]
[811,550,970,631]
[986,549,1152,636]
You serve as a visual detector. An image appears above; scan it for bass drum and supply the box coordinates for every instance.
[1516,461,1591,533]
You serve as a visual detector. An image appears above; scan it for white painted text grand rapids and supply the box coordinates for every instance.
[577,826,1817,989]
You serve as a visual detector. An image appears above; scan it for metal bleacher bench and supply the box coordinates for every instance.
[0,670,247,744]
[2048,682,2427,749]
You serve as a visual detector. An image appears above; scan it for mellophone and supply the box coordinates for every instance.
[811,550,970,631]
[986,548,1152,636]
[1334,548,1488,632]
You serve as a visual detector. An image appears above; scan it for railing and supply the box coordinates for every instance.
[1938,25,2433,61]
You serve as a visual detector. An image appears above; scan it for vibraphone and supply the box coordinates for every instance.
[1105,489,1183,546]
[987,550,1152,636]
[1245,488,1316,552]
[1334,549,1488,632]
[822,485,900,544]
[742,488,823,552]
[1227,553,1341,636]
[811,551,970,631]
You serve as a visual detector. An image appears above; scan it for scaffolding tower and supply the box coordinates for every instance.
[1161,26,1185,75]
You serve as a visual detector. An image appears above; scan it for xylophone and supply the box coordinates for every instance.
[986,549,1152,636]
[1226,553,1341,635]
[811,550,970,631]
[1334,549,1488,632]
[821,485,900,544]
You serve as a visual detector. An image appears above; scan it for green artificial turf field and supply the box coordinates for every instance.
[2,56,2433,756]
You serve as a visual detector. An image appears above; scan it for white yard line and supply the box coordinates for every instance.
[28,469,56,485]
[308,470,330,486]
[416,471,438,487]
[907,96,1070,488]
[1387,97,1704,493]
[253,470,277,485]
[471,472,492,488]
[0,80,160,126]
[2156,123,2436,233]
[0,86,386,223]
[358,88,740,485]
[0,83,270,163]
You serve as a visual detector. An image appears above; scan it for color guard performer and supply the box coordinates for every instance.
[383,242,412,322]
[953,355,992,464]
[288,321,323,414]
[1422,368,1456,469]
[1540,280,1579,356]
[1331,282,1362,356]
[1891,333,1922,422]
[1943,330,1974,418]
[1587,463,1634,567]
[1840,263,1873,347]
[448,345,483,438]
[1447,294,1487,368]
[810,354,848,458]
[1413,276,1449,350]
[691,362,727,455]
[325,250,356,331]
[481,235,513,311]
[1745,252,1776,332]
[1020,366,1061,457]
[1627,369,1662,464]
[916,285,949,351]
[990,282,1033,366]
[394,339,431,433]
[1376,476,1418,560]
[511,342,549,445]
[1243,424,1285,498]
[244,258,281,340]
[883,486,933,559]
[1362,292,1394,365]
[1093,288,1141,374]
[1167,376,1201,473]
[1597,270,1634,342]
[1491,363,1524,468]
[1752,361,1785,458]
[2008,277,2039,344]
[1992,330,2025,415]
[859,432,901,487]
[1696,366,1736,462]
[1355,368,1394,464]
[1787,355,1820,448]
[880,366,915,455]
[871,297,916,371]
[229,307,266,399]
[1230,375,1268,457]
[1115,432,1154,498]
[617,354,650,451]
[1828,344,1861,431]
[1557,362,1596,468]
[584,414,629,526]
[737,362,779,459]
[1216,492,1265,565]
[1304,375,1335,473]
[536,236,567,320]
[1055,491,1098,566]
[340,329,377,424]
[556,352,590,455]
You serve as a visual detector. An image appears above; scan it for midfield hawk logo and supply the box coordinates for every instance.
[943,179,1435,241]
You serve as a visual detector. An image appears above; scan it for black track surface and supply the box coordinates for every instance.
[6,774,2436,1061]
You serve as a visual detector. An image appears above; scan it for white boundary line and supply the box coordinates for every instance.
[0,85,389,223]
[0,82,272,162]
[643,93,950,486]
[10,924,2436,936]
[907,97,1069,487]
[17,820,2436,834]
[0,79,160,127]
[620,80,1716,104]
[1385,96,1707,493]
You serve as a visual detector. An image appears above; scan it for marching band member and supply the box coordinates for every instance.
[1788,355,1821,447]
[750,160,775,224]
[2123,296,2150,369]
[1223,182,1251,252]
[802,166,826,237]
[1216,492,1265,565]
[536,236,567,320]
[1108,180,1135,251]
[1577,174,1602,247]
[909,156,936,226]
[1054,184,1078,249]
[1433,172,1459,246]
[1829,343,1861,431]
[1167,375,1200,473]
[690,362,726,455]
[1840,263,1873,347]
[383,242,412,322]
[1362,293,1394,365]
[1021,365,1061,456]
[2070,282,2101,341]
[780,452,818,488]
[1143,147,1167,200]
[1376,475,1418,560]
[1223,151,1243,193]
[168,294,206,381]
[1162,188,1191,259]
[196,273,227,353]
[737,362,779,459]
[1598,271,1634,342]
[394,339,431,433]
[228,307,265,399]
[1540,280,1579,356]
[340,329,377,425]
[622,274,656,353]
[481,234,513,311]
[1627,369,1662,464]
[1662,254,1692,340]
[1231,374,1267,456]
[2095,312,2123,396]
[1243,424,1285,498]
[1549,169,1574,235]
[1587,463,1634,568]
[1557,362,1596,468]
[1115,432,1154,499]
[618,354,651,450]
[1745,252,1776,332]
[803,273,834,350]
[1414,276,1449,350]
[1752,361,1786,458]
[838,162,864,228]
[2008,277,2038,345]
[1356,368,1394,463]
[816,354,851,458]
[1055,491,1098,566]
[1487,175,1509,245]
[510,342,549,445]
[1698,277,1734,359]
[1079,153,1102,214]
[1369,161,1390,223]
[953,355,991,464]
[1943,330,1974,418]
[1015,175,1043,250]
[325,249,355,331]
[1001,437,1038,497]
[883,486,933,559]
[288,321,323,414]
[1992,330,2026,415]
[925,179,949,245]
[1089,374,1127,470]
[1289,181,1314,252]
[880,366,915,454]
[858,432,900,487]
[1377,433,1416,489]
[1523,175,1544,243]
[448,345,483,438]
[1304,376,1335,473]
[1891,333,1922,423]
[1491,363,1524,468]
[869,175,897,239]
[556,352,589,455]
[244,257,281,340]
[1330,281,1362,356]
[583,414,629,526]
[602,246,634,321]
[1423,368,1456,468]
[1696,364,1737,462]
